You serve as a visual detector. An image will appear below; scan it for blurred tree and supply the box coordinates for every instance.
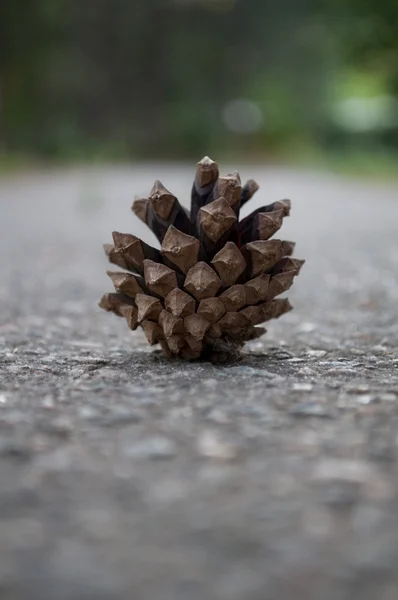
[326,0,398,88]
[0,0,49,150]
[1,0,395,160]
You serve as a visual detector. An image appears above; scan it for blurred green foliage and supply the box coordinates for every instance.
[1,0,397,162]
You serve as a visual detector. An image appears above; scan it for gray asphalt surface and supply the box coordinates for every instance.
[1,164,398,600]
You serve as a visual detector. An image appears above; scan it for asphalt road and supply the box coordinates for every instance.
[1,164,398,600]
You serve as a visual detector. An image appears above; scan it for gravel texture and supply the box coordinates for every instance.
[1,164,398,600]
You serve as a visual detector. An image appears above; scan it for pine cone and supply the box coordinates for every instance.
[99,157,304,362]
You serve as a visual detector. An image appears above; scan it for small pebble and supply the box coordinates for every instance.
[206,408,229,424]
[228,366,281,380]
[92,367,128,382]
[372,345,388,353]
[325,367,358,376]
[346,384,370,394]
[356,394,376,405]
[290,402,334,419]
[292,382,313,392]
[378,393,396,402]
[45,416,73,438]
[297,366,316,376]
[78,406,100,421]
[123,436,177,460]
[0,438,31,461]
[202,378,218,389]
[312,459,393,500]
[297,322,317,333]
[41,394,55,409]
[99,408,142,427]
[197,430,239,461]
[312,459,374,484]
[306,350,327,358]
[320,481,361,508]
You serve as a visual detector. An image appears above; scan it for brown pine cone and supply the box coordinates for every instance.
[99,157,304,362]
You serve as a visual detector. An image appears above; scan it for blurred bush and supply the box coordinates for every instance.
[0,0,397,162]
